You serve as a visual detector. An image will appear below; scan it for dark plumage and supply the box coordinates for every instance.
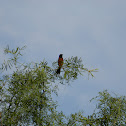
[56,54,63,74]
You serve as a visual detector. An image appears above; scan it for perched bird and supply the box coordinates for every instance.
[56,54,63,74]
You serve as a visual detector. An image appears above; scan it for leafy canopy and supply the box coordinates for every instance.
[0,46,97,125]
[1,46,126,126]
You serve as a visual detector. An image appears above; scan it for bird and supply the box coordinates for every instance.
[56,54,63,74]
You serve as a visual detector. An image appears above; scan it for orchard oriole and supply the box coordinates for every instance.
[56,54,63,74]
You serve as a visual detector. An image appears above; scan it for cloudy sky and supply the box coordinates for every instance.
[0,0,126,116]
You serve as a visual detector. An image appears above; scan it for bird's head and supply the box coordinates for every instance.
[59,54,63,58]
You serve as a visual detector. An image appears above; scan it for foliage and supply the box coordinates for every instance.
[1,46,125,126]
[0,46,96,125]
[90,90,126,126]
[64,91,126,126]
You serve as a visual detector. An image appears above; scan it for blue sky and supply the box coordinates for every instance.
[0,1,126,116]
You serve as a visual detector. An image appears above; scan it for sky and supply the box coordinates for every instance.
[0,0,126,116]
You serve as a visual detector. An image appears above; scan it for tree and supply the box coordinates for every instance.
[65,90,126,126]
[90,90,126,126]
[1,46,126,126]
[0,46,97,125]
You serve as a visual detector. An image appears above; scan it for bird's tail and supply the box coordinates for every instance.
[56,67,61,74]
